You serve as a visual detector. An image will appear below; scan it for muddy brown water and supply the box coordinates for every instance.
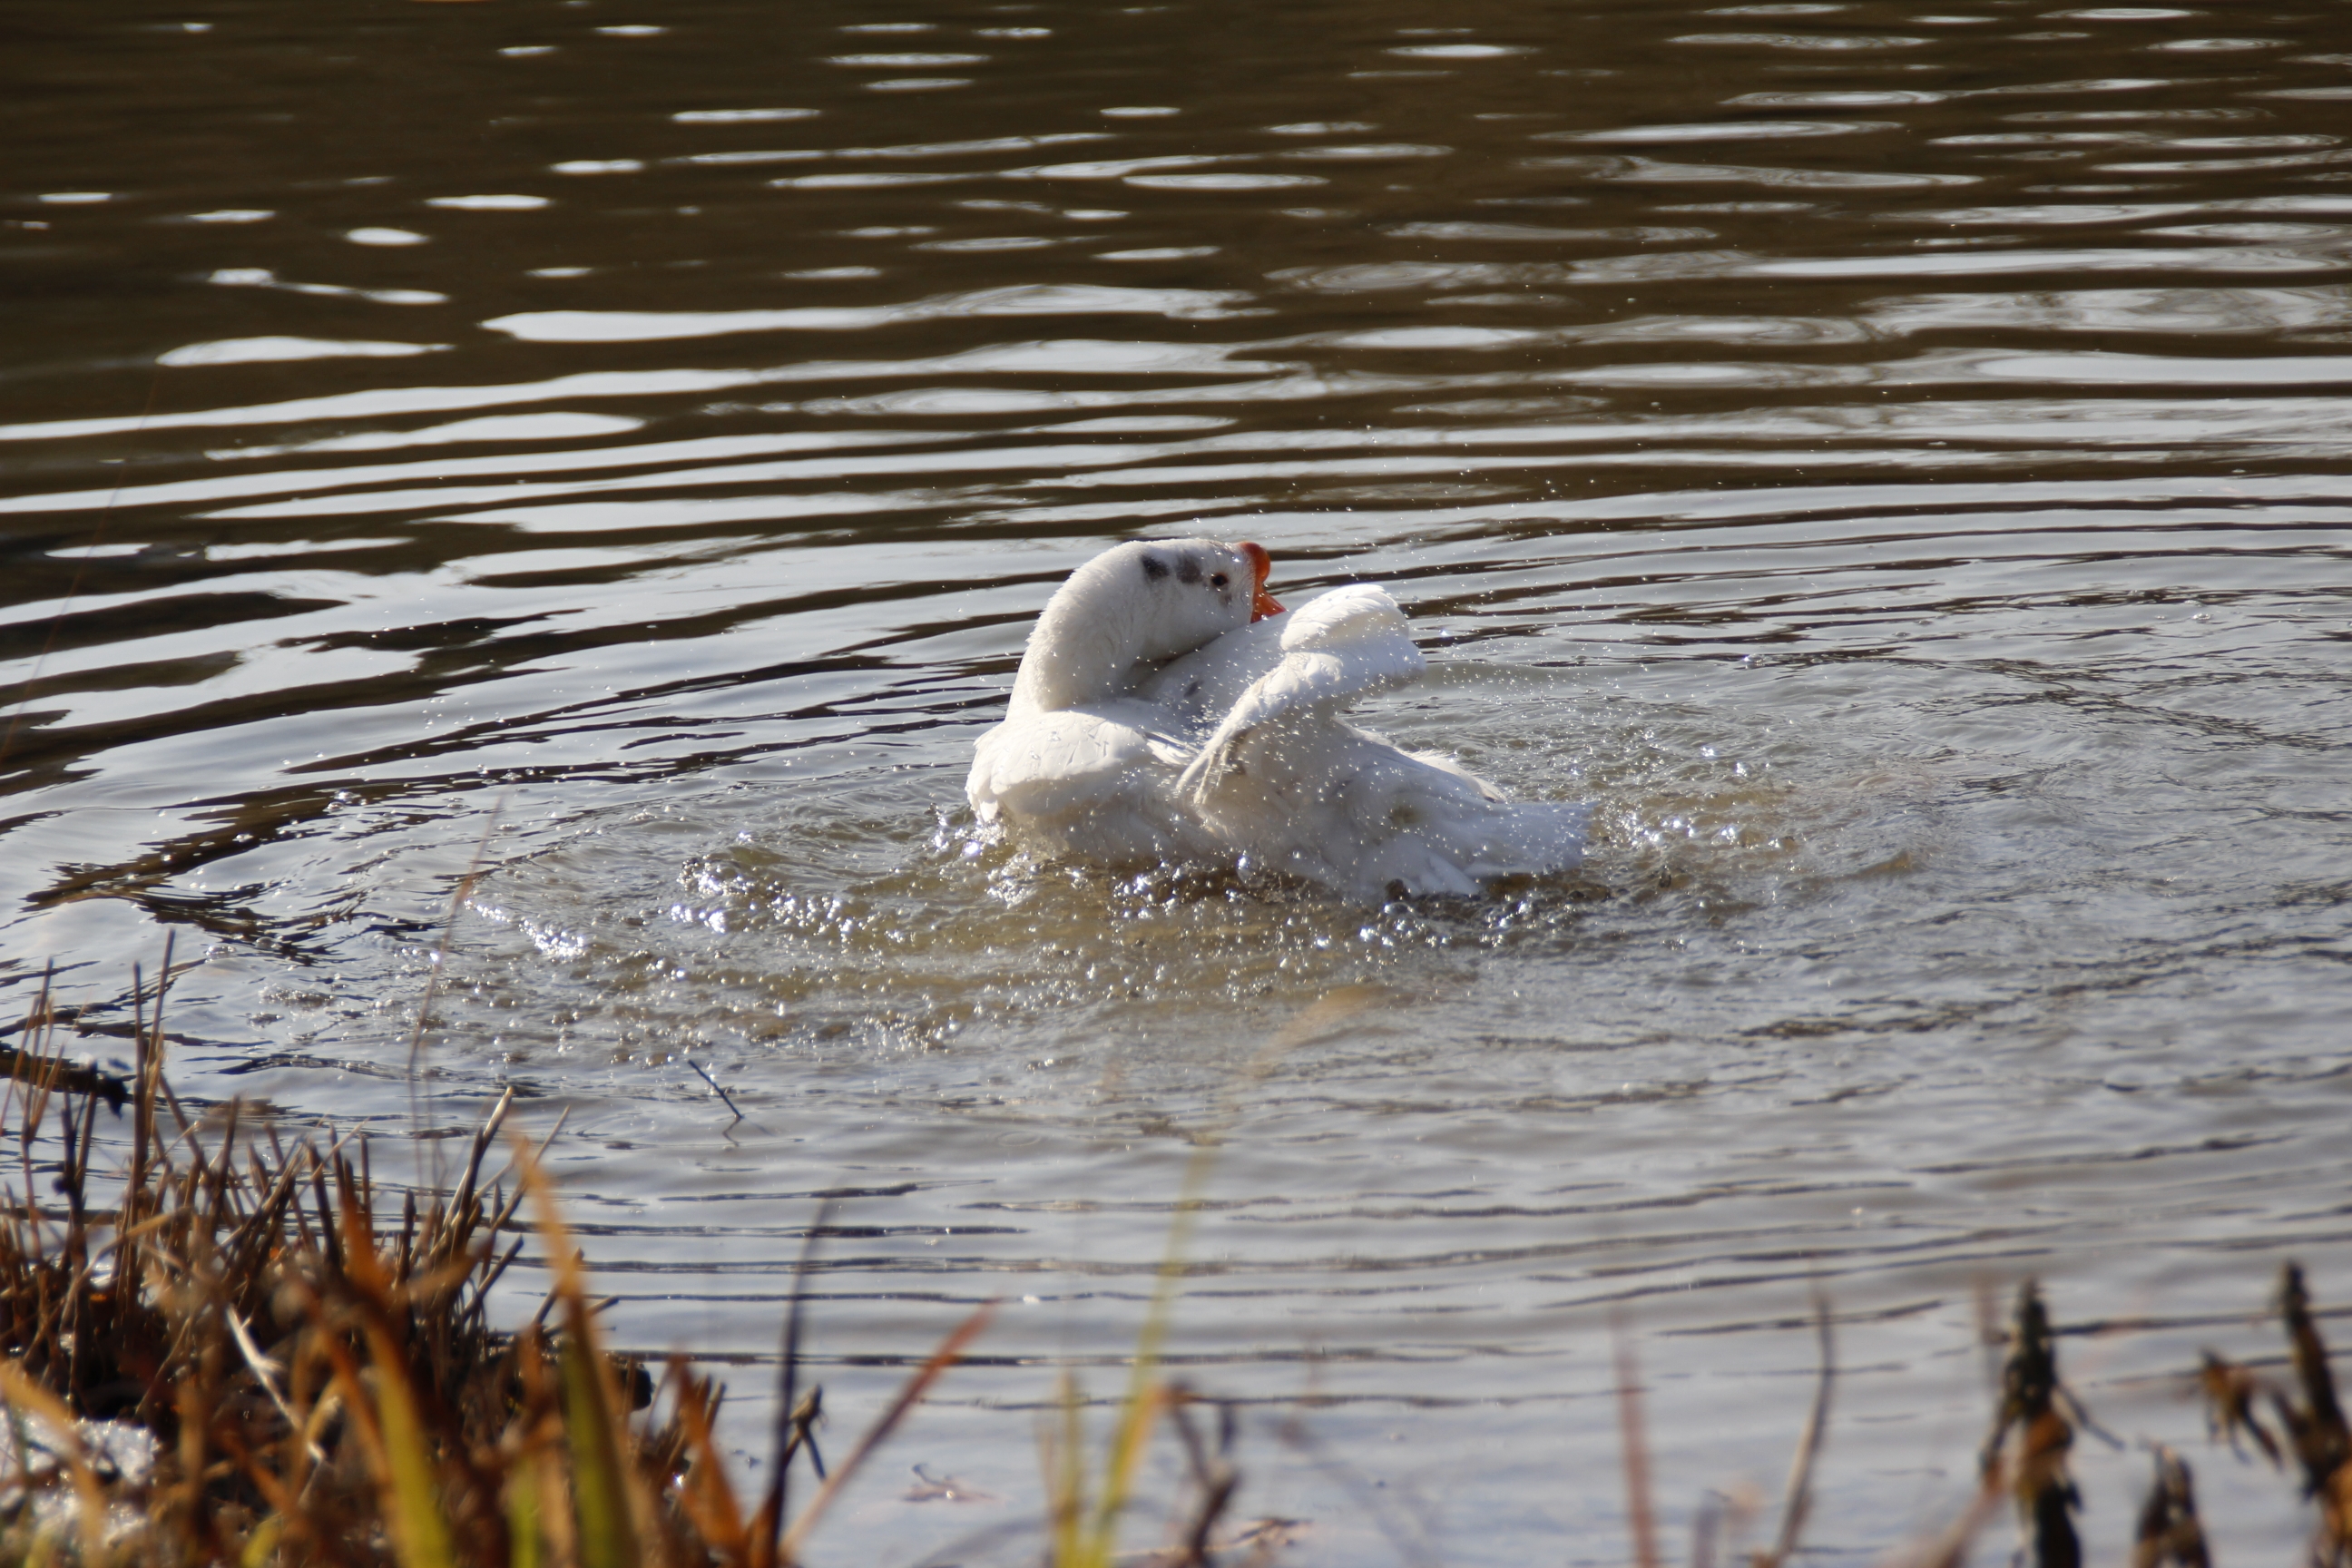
[7,0,2352,1561]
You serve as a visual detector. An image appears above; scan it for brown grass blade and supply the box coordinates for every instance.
[1615,1318,1661,1568]
[775,1298,998,1563]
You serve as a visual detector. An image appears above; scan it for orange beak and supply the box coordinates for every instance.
[1240,540,1284,621]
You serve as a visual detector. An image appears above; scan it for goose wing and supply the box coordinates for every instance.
[1171,584,1426,799]
[967,701,1187,827]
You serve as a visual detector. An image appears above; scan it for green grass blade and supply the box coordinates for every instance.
[362,1324,458,1568]
[562,1331,641,1568]
[505,1447,544,1568]
[239,1515,285,1568]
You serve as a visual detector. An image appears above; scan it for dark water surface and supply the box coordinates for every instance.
[7,0,2352,1561]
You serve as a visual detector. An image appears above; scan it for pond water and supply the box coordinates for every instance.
[6,0,2352,1562]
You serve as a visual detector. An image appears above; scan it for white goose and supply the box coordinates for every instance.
[965,538,1588,899]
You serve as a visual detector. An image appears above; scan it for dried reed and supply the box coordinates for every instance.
[0,958,984,1566]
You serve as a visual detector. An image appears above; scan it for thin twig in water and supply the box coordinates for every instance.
[1170,1387,1240,1568]
[761,1197,836,1565]
[1270,1407,1440,1568]
[1759,1294,1837,1568]
[790,1387,828,1479]
[690,1059,748,1127]
[776,1298,999,1563]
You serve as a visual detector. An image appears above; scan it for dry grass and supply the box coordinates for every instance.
[0,955,989,1567]
[3,954,2348,1568]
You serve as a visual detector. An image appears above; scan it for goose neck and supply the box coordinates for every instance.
[1010,587,1146,713]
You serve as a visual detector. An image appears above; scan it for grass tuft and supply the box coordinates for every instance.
[0,964,979,1566]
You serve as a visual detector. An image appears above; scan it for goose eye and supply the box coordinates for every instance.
[1210,572,1229,588]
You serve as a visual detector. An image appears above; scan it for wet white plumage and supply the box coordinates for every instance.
[966,538,1587,899]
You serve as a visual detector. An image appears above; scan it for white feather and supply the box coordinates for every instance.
[967,541,1587,898]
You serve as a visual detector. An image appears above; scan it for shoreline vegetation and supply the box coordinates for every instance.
[1,962,2347,1567]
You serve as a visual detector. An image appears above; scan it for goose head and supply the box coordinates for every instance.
[1011,537,1285,713]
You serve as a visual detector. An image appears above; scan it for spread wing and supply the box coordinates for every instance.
[1172,585,1426,799]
